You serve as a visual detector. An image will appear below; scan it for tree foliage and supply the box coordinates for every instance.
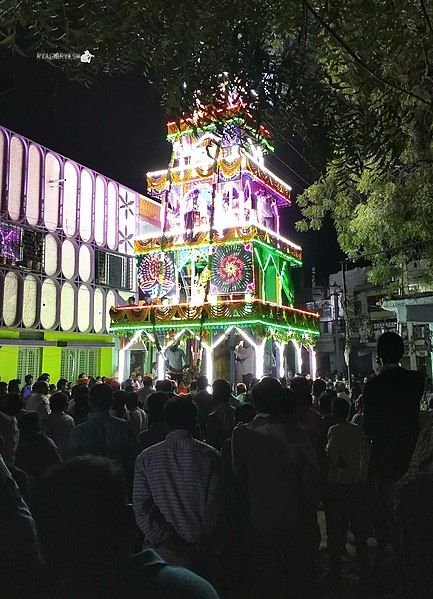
[2,0,433,286]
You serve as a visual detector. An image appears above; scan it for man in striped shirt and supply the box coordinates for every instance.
[133,398,223,573]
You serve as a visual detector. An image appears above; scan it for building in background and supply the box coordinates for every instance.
[306,262,433,379]
[306,267,397,376]
[0,125,159,383]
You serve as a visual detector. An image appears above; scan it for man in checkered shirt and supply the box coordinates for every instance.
[133,397,223,572]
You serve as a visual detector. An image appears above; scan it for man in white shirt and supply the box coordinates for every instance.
[235,340,255,385]
[165,343,187,385]
[26,380,51,423]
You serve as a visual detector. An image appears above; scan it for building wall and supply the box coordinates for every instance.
[0,124,140,380]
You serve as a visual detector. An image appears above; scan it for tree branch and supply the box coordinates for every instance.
[305,1,433,107]
[419,0,433,34]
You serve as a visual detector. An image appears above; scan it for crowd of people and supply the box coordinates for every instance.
[1,331,432,598]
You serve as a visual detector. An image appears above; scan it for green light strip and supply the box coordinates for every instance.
[110,318,319,336]
[254,239,302,267]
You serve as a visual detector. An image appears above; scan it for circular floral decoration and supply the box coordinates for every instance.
[211,244,254,294]
[138,252,176,298]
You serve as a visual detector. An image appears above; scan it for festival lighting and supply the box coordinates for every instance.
[111,99,319,379]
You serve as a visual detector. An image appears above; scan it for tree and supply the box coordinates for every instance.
[2,0,433,285]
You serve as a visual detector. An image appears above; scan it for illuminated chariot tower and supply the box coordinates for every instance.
[110,101,319,382]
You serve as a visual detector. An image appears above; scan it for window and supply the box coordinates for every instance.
[60,348,99,381]
[94,249,133,290]
[17,347,41,381]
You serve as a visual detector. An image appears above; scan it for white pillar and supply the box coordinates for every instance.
[255,339,266,379]
[205,345,213,384]
[310,347,317,380]
[157,352,165,380]
[292,340,302,374]
[277,342,285,378]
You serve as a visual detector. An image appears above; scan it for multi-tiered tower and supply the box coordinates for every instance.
[110,102,319,382]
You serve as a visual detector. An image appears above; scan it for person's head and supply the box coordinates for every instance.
[170,342,179,351]
[112,390,128,414]
[24,374,33,386]
[18,411,40,435]
[32,380,50,396]
[78,373,87,380]
[71,383,89,400]
[38,373,50,383]
[122,383,134,394]
[212,379,231,403]
[234,402,256,425]
[252,377,286,414]
[155,379,173,394]
[0,381,7,399]
[101,376,107,384]
[331,397,350,423]
[125,392,138,411]
[49,384,56,394]
[148,392,168,423]
[8,379,20,394]
[170,379,178,393]
[318,391,334,415]
[88,377,97,388]
[1,393,23,416]
[56,378,68,392]
[189,379,198,393]
[90,383,113,411]
[165,398,197,433]
[49,391,69,413]
[35,457,133,576]
[127,295,136,305]
[289,376,312,407]
[377,331,404,366]
[196,374,208,391]
[236,382,247,396]
[312,378,327,399]
[142,375,153,388]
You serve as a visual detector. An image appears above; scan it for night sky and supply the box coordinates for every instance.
[0,50,343,286]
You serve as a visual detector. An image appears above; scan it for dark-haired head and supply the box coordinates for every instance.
[212,379,231,403]
[90,383,113,411]
[165,398,197,433]
[331,397,350,422]
[312,378,327,398]
[56,378,68,392]
[32,380,50,396]
[155,379,173,394]
[252,377,287,414]
[319,392,334,415]
[18,411,40,435]
[125,392,138,410]
[196,374,208,391]
[147,392,168,423]
[377,331,404,365]
[49,392,69,413]
[290,376,312,407]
